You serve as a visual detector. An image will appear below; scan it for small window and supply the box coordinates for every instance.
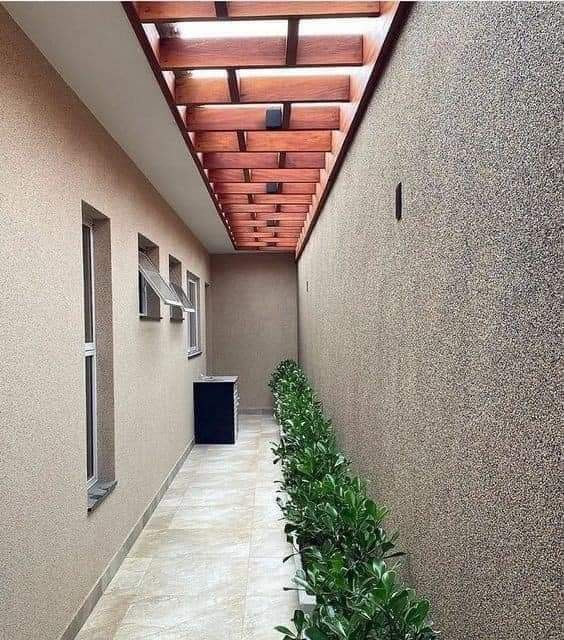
[187,271,201,356]
[82,223,97,487]
[172,282,196,313]
[169,255,195,321]
[138,235,181,319]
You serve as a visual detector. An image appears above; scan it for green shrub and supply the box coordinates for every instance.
[271,360,437,640]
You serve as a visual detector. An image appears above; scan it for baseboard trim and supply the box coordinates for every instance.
[240,407,272,415]
[60,440,194,640]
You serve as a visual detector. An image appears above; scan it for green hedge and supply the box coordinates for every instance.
[270,360,437,640]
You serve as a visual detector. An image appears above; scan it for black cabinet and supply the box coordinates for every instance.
[194,376,239,444]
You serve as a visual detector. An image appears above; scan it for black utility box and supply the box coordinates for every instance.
[194,376,239,444]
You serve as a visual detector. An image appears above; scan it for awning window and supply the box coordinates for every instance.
[171,282,195,312]
[138,251,182,307]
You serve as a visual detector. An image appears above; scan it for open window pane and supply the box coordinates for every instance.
[138,252,182,307]
[187,274,200,355]
[171,282,195,312]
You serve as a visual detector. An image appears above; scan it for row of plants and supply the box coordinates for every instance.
[269,359,438,640]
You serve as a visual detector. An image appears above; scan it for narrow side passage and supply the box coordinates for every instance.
[77,415,296,640]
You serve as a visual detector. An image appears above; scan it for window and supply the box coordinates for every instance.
[187,271,201,356]
[138,234,182,319]
[82,223,97,487]
[81,203,117,511]
[169,255,195,321]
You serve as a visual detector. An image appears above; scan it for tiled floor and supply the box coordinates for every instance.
[76,415,297,640]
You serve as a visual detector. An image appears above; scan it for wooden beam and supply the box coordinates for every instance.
[185,105,340,131]
[229,220,270,227]
[280,204,310,213]
[254,194,312,204]
[136,2,380,21]
[232,232,278,239]
[254,213,306,221]
[214,183,316,194]
[277,221,305,228]
[175,75,230,104]
[281,184,316,194]
[207,169,245,182]
[214,183,267,194]
[284,152,325,168]
[159,35,362,70]
[272,240,299,247]
[202,152,279,169]
[235,241,269,247]
[238,75,349,104]
[291,106,340,131]
[285,18,299,66]
[227,2,380,19]
[198,131,331,153]
[223,204,277,213]
[216,194,250,204]
[298,36,363,66]
[136,2,216,22]
[177,75,349,105]
[250,169,320,183]
[194,131,239,152]
[246,131,332,152]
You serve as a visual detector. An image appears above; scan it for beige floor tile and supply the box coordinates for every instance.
[106,558,152,596]
[144,504,179,531]
[114,593,244,640]
[250,526,293,559]
[75,593,134,640]
[243,594,298,640]
[179,486,255,508]
[252,503,285,531]
[129,527,251,559]
[171,503,255,531]
[138,554,249,599]
[186,472,257,492]
[246,557,295,598]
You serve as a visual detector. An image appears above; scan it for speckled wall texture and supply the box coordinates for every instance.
[210,254,298,409]
[0,9,209,640]
[298,3,561,639]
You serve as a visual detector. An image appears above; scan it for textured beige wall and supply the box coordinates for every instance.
[298,3,561,639]
[210,254,297,409]
[0,9,210,640]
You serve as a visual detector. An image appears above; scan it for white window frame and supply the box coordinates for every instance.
[186,272,201,357]
[138,251,182,309]
[139,271,148,317]
[82,222,97,488]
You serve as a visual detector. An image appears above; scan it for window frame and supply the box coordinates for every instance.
[186,271,201,357]
[138,271,148,317]
[137,242,183,321]
[82,222,98,488]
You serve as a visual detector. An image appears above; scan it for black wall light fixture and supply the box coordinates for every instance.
[395,182,403,221]
[266,182,279,194]
[266,107,283,129]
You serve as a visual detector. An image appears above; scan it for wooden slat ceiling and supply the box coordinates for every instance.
[125,1,406,254]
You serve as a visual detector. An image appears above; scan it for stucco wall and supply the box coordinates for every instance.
[209,254,298,409]
[297,3,562,639]
[0,9,210,640]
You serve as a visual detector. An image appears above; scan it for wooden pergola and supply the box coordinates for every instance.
[125,1,406,254]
